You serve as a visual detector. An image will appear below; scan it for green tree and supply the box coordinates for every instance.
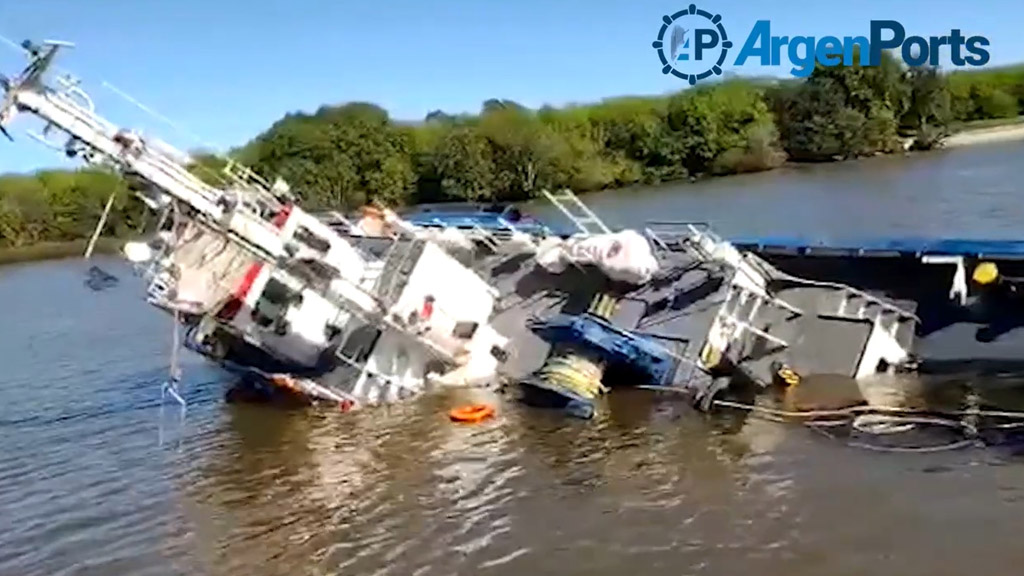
[245,102,415,209]
[434,126,495,201]
[902,66,952,149]
[7,55,1024,257]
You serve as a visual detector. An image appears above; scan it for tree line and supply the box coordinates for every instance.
[3,53,1024,250]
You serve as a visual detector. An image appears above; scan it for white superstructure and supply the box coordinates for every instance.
[0,40,510,408]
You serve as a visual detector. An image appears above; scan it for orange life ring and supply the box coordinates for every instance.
[448,403,495,423]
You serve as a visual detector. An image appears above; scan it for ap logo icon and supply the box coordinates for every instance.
[652,4,733,85]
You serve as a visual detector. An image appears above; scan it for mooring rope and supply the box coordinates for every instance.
[534,345,608,400]
[710,398,1024,421]
[636,384,1024,453]
[710,398,1024,453]
[804,422,978,454]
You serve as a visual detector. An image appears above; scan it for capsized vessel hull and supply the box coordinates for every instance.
[290,212,920,416]
[0,39,927,420]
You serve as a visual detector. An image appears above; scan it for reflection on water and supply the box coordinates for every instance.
[8,142,1024,574]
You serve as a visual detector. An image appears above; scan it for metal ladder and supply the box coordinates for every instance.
[714,283,793,349]
[358,259,385,291]
[468,224,503,251]
[373,236,427,308]
[541,189,611,236]
[644,222,797,311]
[834,288,918,337]
[642,222,793,351]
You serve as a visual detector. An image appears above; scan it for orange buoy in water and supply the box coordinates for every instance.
[448,404,495,424]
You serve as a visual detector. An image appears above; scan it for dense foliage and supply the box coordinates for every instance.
[4,56,1024,250]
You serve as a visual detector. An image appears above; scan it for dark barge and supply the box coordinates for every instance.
[730,236,1024,375]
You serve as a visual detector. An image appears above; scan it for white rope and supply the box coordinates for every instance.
[161,309,186,409]
[170,309,181,380]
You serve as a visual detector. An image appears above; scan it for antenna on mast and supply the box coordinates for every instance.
[0,37,76,141]
[99,80,259,190]
[101,80,217,150]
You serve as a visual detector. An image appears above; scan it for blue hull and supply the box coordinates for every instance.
[400,202,579,237]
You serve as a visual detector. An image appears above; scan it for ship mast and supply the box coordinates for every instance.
[0,39,289,262]
[0,39,427,325]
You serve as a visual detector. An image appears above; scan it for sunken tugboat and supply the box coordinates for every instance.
[1,39,922,419]
[310,190,928,419]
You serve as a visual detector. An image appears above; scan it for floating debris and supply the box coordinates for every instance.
[84,265,118,291]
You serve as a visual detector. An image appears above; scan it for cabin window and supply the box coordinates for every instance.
[290,258,341,293]
[338,323,381,364]
[452,321,478,340]
[252,277,300,330]
[350,236,394,260]
[294,226,331,254]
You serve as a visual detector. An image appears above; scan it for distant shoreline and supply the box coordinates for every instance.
[0,239,121,267]
[944,121,1024,148]
[3,121,1024,268]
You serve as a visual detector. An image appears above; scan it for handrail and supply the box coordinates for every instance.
[645,221,722,244]
[646,220,716,231]
[644,222,802,315]
[469,225,500,250]
[729,282,802,315]
[746,254,919,322]
[644,221,915,322]
[719,314,789,348]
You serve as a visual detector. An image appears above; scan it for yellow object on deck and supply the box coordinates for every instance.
[536,350,608,399]
[775,365,801,387]
[588,292,618,319]
[699,342,724,370]
[973,261,1000,285]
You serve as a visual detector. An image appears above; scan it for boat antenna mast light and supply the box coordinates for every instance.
[0,39,75,142]
[0,38,404,324]
[0,39,291,250]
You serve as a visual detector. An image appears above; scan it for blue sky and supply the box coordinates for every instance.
[0,0,1019,173]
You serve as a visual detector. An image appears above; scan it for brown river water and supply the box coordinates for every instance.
[4,140,1024,576]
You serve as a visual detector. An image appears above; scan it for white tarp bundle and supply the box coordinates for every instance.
[535,229,659,285]
[421,227,476,253]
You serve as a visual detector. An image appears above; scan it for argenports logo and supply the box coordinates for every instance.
[654,8,992,81]
[735,21,991,77]
[651,4,733,86]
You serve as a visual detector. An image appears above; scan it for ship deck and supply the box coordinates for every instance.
[730,236,1024,260]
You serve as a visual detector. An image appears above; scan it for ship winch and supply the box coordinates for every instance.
[520,293,684,419]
